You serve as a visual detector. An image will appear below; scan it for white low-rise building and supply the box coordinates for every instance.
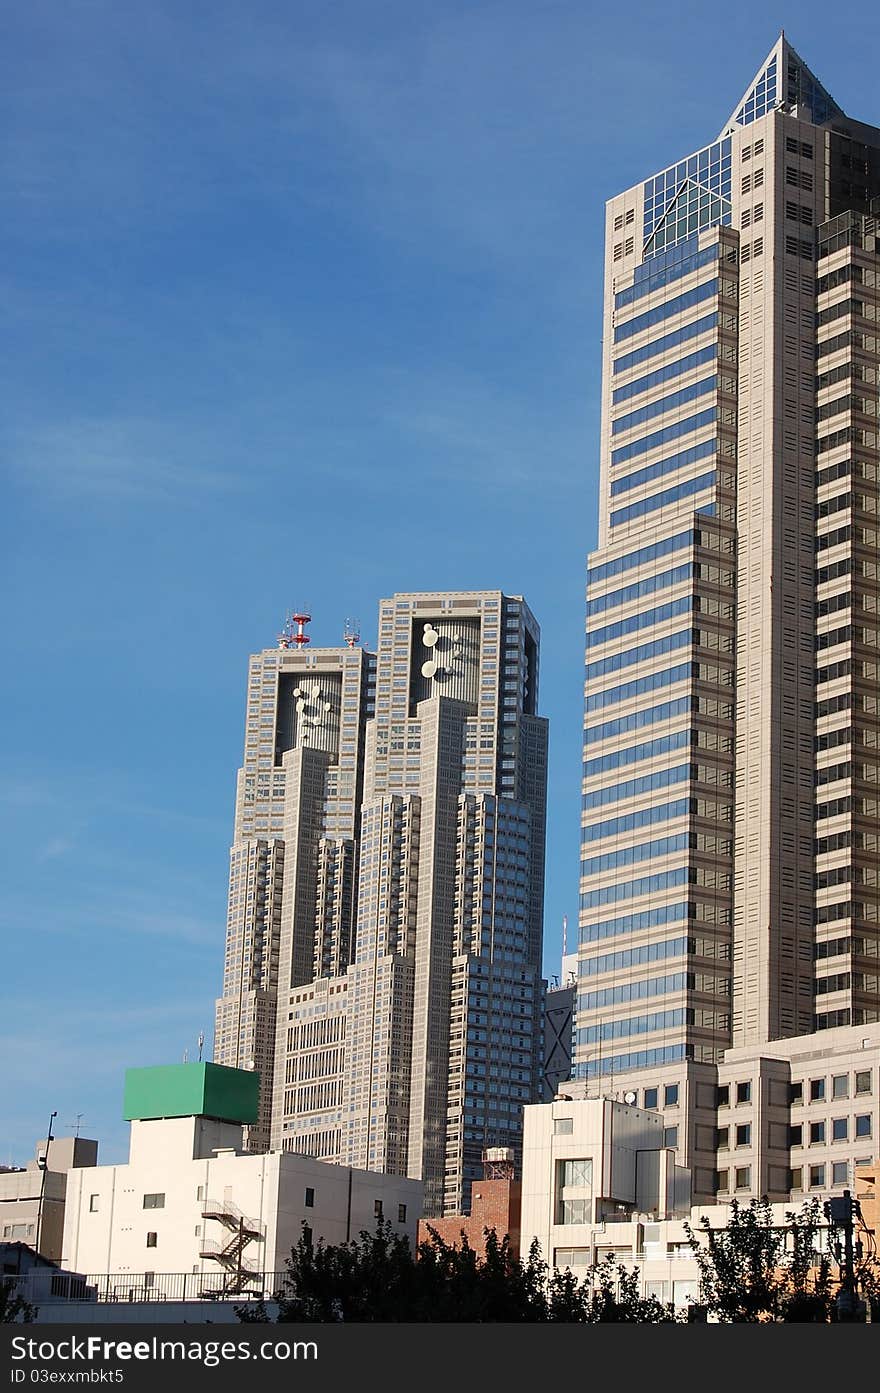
[62,1062,423,1303]
[520,1096,837,1309]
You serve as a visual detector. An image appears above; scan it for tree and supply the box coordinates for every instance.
[241,1221,681,1323]
[684,1197,833,1323]
[0,1278,35,1324]
[581,1256,679,1324]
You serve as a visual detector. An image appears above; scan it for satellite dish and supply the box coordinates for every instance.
[421,660,437,678]
[423,625,439,647]
[623,1090,637,1105]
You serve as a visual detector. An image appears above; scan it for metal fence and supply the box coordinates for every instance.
[12,1269,289,1305]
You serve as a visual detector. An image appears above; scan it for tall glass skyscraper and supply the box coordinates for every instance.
[575,35,880,1202]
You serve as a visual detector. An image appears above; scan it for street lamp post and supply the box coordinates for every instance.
[34,1110,57,1257]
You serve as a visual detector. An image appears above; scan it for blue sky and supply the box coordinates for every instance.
[3,0,879,1165]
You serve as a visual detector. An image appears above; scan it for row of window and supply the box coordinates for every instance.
[580,831,691,879]
[582,797,691,844]
[612,312,718,377]
[579,969,689,1012]
[578,1006,688,1044]
[581,728,691,780]
[614,240,718,310]
[579,935,690,979]
[581,760,691,812]
[576,1043,690,1081]
[584,627,692,683]
[586,596,693,651]
[790,1117,873,1145]
[610,407,718,468]
[611,343,719,406]
[587,529,693,585]
[614,280,719,346]
[611,375,717,437]
[586,563,693,616]
[611,471,717,529]
[610,437,718,499]
[579,864,689,910]
[583,661,692,713]
[583,695,692,745]
[579,900,689,946]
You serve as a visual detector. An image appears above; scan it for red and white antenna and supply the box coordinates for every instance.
[343,617,360,648]
[278,607,312,649]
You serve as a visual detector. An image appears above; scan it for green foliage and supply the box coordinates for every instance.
[249,1221,679,1323]
[684,1197,833,1323]
[0,1278,35,1324]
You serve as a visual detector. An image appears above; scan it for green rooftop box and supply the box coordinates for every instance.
[123,1063,260,1124]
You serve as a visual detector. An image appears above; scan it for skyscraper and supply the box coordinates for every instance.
[215,592,548,1214]
[576,35,880,1201]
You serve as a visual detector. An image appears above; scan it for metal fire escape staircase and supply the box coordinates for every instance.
[199,1198,265,1294]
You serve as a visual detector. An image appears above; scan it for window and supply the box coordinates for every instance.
[146,1232,157,1248]
[374,1200,383,1218]
[790,1081,803,1105]
[832,1118,848,1142]
[559,1159,592,1187]
[554,1117,574,1135]
[304,1187,315,1208]
[789,1167,803,1190]
[398,1204,407,1224]
[664,1084,679,1107]
[716,1085,730,1107]
[89,1195,99,1213]
[789,1125,803,1146]
[810,1121,826,1144]
[735,1167,751,1190]
[197,1185,205,1201]
[302,1225,313,1249]
[194,1225,201,1237]
[644,1087,658,1109]
[663,1126,679,1148]
[809,1165,825,1188]
[855,1071,871,1095]
[736,1081,751,1104]
[717,1127,729,1149]
[810,1079,826,1102]
[832,1075,849,1099]
[832,1162,849,1186]
[855,1115,872,1138]
[736,1124,751,1147]
[143,1194,165,1210]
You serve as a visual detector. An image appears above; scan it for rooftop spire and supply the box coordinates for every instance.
[718,34,844,139]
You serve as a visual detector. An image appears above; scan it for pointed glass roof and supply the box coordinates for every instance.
[719,34,844,137]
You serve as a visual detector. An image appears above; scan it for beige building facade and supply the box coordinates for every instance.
[215,592,549,1215]
[0,1137,98,1262]
[576,35,880,1202]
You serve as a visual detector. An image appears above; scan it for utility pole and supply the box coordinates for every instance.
[825,1190,866,1322]
[34,1110,57,1257]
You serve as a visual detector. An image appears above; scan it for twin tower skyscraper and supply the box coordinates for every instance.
[213,593,548,1214]
[215,35,880,1215]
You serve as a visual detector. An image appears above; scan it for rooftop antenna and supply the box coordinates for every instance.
[183,1047,189,1063]
[278,606,312,649]
[65,1113,84,1138]
[562,914,568,959]
[198,1031,205,1063]
[343,617,361,648]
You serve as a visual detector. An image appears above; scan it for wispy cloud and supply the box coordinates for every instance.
[6,417,244,502]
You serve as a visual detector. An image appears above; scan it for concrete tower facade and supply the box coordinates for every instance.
[216,592,548,1215]
[213,627,375,1151]
[575,37,880,1202]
